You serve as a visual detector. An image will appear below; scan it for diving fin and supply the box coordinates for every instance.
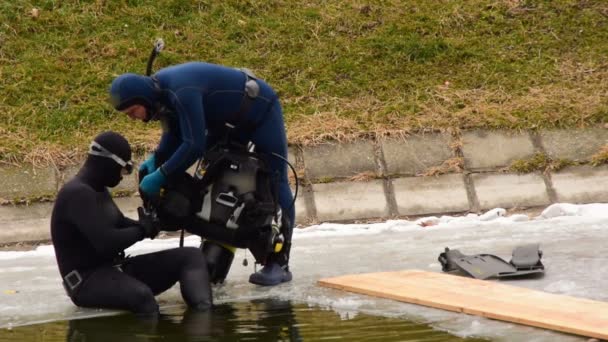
[510,243,543,269]
[438,244,545,280]
[439,249,517,280]
[501,243,544,278]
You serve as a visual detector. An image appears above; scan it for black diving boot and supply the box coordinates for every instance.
[249,239,292,286]
[249,262,292,286]
[250,212,294,286]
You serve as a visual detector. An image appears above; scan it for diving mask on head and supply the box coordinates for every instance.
[88,141,134,175]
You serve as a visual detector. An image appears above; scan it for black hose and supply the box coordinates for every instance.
[271,152,299,211]
[145,38,165,76]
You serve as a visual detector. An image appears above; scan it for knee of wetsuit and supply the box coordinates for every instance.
[201,241,235,284]
[180,246,207,267]
[128,285,158,315]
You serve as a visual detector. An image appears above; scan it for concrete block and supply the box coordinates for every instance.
[0,166,57,200]
[540,128,608,162]
[303,141,376,180]
[381,134,453,176]
[294,192,309,225]
[312,180,388,222]
[462,131,535,170]
[552,165,608,203]
[0,201,53,223]
[0,215,51,244]
[0,202,65,244]
[473,173,550,210]
[393,174,469,216]
[288,146,297,167]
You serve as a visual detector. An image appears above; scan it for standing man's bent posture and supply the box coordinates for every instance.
[109,62,294,286]
[51,131,212,315]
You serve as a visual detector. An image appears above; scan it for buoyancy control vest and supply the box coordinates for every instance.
[193,140,278,231]
[151,136,280,249]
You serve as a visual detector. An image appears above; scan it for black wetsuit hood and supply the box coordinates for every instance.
[78,131,132,190]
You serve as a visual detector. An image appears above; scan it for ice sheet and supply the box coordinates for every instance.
[1,203,607,342]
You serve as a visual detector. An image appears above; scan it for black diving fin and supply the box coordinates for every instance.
[438,244,544,280]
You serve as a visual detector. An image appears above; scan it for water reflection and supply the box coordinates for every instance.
[1,299,488,342]
[67,299,301,342]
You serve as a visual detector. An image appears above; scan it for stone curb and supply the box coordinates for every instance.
[2,128,608,244]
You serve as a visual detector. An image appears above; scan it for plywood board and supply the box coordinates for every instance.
[318,270,608,340]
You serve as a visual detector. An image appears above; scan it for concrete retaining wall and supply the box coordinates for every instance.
[2,127,608,244]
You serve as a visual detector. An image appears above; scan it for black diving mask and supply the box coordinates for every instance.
[88,141,134,175]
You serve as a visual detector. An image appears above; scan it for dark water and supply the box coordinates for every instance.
[0,300,488,342]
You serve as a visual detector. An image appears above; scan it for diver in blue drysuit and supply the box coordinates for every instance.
[109,62,294,286]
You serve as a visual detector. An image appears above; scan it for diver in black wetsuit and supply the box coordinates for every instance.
[50,131,212,315]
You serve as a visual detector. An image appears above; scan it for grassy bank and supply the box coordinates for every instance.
[1,0,607,166]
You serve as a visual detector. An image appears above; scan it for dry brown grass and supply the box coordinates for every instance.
[348,171,380,182]
[408,59,608,130]
[3,54,607,168]
[591,144,608,166]
[0,127,79,168]
[286,94,443,146]
[423,157,464,176]
[0,125,162,168]
[3,1,608,167]
[287,57,608,147]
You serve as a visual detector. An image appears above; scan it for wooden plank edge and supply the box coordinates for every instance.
[317,277,608,340]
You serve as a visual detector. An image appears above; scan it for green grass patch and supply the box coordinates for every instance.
[2,1,608,165]
[509,153,575,173]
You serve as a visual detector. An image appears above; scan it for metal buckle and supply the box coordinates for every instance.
[64,270,83,291]
[216,192,238,207]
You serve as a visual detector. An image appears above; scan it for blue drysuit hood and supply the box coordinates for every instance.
[109,73,157,111]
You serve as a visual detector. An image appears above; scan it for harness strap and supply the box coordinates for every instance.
[229,69,260,135]
[62,252,127,297]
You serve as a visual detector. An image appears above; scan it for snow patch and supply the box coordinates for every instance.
[540,203,608,219]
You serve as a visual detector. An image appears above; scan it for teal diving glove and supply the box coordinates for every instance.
[139,154,157,175]
[139,168,167,197]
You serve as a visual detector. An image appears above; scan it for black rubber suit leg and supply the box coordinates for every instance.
[122,247,213,310]
[201,241,235,284]
[72,266,159,315]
